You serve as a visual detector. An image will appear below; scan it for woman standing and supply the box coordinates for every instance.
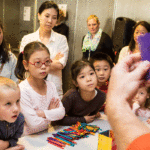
[118,21,150,63]
[82,15,114,61]
[0,20,18,82]
[20,1,69,99]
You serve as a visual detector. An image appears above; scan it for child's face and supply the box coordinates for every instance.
[24,50,50,79]
[132,86,149,107]
[76,66,97,92]
[0,88,20,123]
[93,60,111,84]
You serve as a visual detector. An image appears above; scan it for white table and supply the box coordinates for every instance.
[18,114,149,150]
[18,114,111,150]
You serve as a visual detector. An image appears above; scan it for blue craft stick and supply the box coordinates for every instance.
[57,132,73,140]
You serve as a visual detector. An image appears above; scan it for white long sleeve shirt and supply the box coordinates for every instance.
[132,102,150,118]
[19,79,65,135]
[20,29,69,99]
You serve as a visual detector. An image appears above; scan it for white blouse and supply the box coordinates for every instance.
[19,79,65,135]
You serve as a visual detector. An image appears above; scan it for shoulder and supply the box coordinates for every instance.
[8,52,17,61]
[62,89,78,100]
[45,80,57,90]
[19,79,30,92]
[96,88,106,99]
[22,32,37,39]
[120,46,130,53]
[101,32,111,40]
[52,30,66,39]
[16,113,24,124]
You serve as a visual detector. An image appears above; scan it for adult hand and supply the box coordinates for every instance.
[106,53,150,108]
[6,144,25,150]
[48,98,60,110]
[54,52,64,61]
[95,112,101,118]
[106,53,150,150]
[84,115,96,123]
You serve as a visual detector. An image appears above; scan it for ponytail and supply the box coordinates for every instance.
[15,52,26,80]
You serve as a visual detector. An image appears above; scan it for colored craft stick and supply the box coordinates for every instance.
[57,132,73,140]
[55,136,75,146]
[47,138,66,147]
[48,140,64,149]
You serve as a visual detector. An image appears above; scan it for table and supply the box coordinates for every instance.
[18,114,111,150]
[18,114,150,150]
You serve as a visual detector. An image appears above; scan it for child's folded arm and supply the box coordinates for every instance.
[0,140,9,150]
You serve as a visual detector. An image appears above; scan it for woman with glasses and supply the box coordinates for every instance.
[15,41,65,135]
[19,1,69,99]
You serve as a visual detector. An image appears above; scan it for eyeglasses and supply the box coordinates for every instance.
[28,59,52,68]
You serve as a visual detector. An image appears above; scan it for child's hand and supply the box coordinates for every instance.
[6,144,25,150]
[48,98,60,110]
[147,118,150,124]
[84,115,96,123]
[95,112,101,118]
[36,110,46,118]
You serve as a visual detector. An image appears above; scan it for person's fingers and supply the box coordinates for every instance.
[130,60,150,81]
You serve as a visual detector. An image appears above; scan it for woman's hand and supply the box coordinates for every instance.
[84,115,96,123]
[53,52,64,61]
[48,98,60,110]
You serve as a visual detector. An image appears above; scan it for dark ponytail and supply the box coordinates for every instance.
[15,52,26,80]
[15,41,50,80]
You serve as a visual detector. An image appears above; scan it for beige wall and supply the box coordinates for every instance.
[113,0,150,24]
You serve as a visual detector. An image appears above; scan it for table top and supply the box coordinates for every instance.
[18,114,111,150]
[18,114,150,150]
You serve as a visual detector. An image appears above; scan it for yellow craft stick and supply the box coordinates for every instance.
[97,134,112,150]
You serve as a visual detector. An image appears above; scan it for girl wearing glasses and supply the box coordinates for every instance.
[19,1,69,99]
[15,41,65,135]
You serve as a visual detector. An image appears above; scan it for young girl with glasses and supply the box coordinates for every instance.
[15,41,65,135]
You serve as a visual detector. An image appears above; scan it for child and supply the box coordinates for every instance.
[90,52,114,94]
[53,60,106,126]
[0,77,24,150]
[132,85,150,123]
[15,42,65,135]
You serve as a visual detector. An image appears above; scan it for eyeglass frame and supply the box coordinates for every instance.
[28,59,52,68]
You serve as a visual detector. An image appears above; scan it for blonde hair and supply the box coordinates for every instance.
[87,15,100,24]
[0,77,18,91]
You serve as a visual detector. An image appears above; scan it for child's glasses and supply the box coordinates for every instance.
[28,59,52,68]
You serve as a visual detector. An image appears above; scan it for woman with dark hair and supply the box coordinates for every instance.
[19,1,69,99]
[0,20,18,82]
[118,21,150,62]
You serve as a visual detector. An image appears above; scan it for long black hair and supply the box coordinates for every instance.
[0,20,9,63]
[15,41,50,80]
[129,21,150,52]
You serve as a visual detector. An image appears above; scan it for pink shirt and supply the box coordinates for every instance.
[19,79,65,135]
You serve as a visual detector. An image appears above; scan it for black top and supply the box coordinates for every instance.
[52,88,105,126]
[53,23,69,39]
[82,32,115,61]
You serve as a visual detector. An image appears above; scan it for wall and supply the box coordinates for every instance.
[3,0,20,48]
[113,0,150,25]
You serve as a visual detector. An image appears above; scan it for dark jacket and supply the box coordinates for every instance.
[82,32,115,61]
[0,113,24,147]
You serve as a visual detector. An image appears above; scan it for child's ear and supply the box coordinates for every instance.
[23,60,29,71]
[72,80,78,87]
